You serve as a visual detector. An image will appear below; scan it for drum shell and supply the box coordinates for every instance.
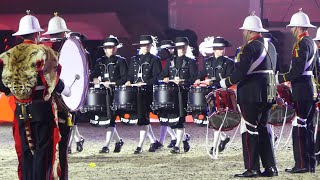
[82,88,106,112]
[113,86,138,111]
[187,86,211,112]
[206,88,240,131]
[152,84,178,111]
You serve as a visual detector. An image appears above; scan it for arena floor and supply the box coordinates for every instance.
[1,122,319,180]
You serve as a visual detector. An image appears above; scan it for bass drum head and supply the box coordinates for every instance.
[208,111,240,131]
[268,105,295,126]
[59,37,89,112]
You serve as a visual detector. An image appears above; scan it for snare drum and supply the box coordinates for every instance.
[187,86,211,113]
[269,84,295,126]
[113,86,137,111]
[151,83,178,111]
[206,88,240,131]
[81,88,106,112]
[276,84,294,107]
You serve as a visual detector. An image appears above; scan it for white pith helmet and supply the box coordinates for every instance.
[12,10,44,36]
[43,12,70,35]
[314,27,320,41]
[239,11,268,32]
[287,8,315,28]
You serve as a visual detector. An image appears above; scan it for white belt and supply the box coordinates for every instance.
[302,71,313,76]
[249,70,274,74]
[35,86,45,90]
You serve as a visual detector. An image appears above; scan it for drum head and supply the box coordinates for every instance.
[269,105,295,126]
[59,37,89,111]
[208,112,241,131]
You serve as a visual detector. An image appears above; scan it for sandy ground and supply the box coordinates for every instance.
[1,122,320,180]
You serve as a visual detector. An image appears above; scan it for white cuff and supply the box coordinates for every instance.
[219,78,227,88]
[62,85,71,97]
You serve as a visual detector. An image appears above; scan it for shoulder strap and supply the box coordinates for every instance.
[247,38,269,74]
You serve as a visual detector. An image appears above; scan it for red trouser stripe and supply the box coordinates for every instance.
[245,132,251,170]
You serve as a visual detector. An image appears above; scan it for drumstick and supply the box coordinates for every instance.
[130,83,147,87]
[70,74,80,88]
[159,79,185,83]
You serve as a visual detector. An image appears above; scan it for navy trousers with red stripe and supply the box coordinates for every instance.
[293,101,316,170]
[240,103,276,171]
[58,122,70,180]
[15,101,55,180]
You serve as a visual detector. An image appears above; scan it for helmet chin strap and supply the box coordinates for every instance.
[293,27,298,38]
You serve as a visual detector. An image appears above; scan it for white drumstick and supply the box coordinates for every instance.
[70,74,80,88]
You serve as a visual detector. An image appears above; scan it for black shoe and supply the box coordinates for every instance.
[76,137,85,152]
[274,134,278,143]
[209,147,214,154]
[99,146,110,153]
[218,136,230,152]
[148,142,158,152]
[170,146,180,154]
[167,139,176,148]
[68,147,71,154]
[185,133,191,141]
[234,170,260,178]
[134,147,142,154]
[155,140,163,149]
[183,140,190,152]
[285,167,309,173]
[309,167,315,173]
[260,167,278,177]
[113,139,124,153]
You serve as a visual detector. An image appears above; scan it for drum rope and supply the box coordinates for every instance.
[229,123,240,145]
[281,124,293,150]
[314,108,319,142]
[275,103,288,149]
[206,108,229,159]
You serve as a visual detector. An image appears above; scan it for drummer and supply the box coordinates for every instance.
[91,35,127,153]
[219,13,278,177]
[156,40,178,149]
[314,27,320,165]
[0,11,71,180]
[125,35,162,154]
[195,37,234,154]
[159,37,198,153]
[42,12,72,180]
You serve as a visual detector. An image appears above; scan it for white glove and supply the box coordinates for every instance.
[62,85,72,97]
[219,78,227,88]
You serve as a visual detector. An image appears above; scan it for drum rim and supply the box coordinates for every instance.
[60,37,89,112]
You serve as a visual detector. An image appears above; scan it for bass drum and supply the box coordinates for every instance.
[59,37,89,112]
[206,88,240,131]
